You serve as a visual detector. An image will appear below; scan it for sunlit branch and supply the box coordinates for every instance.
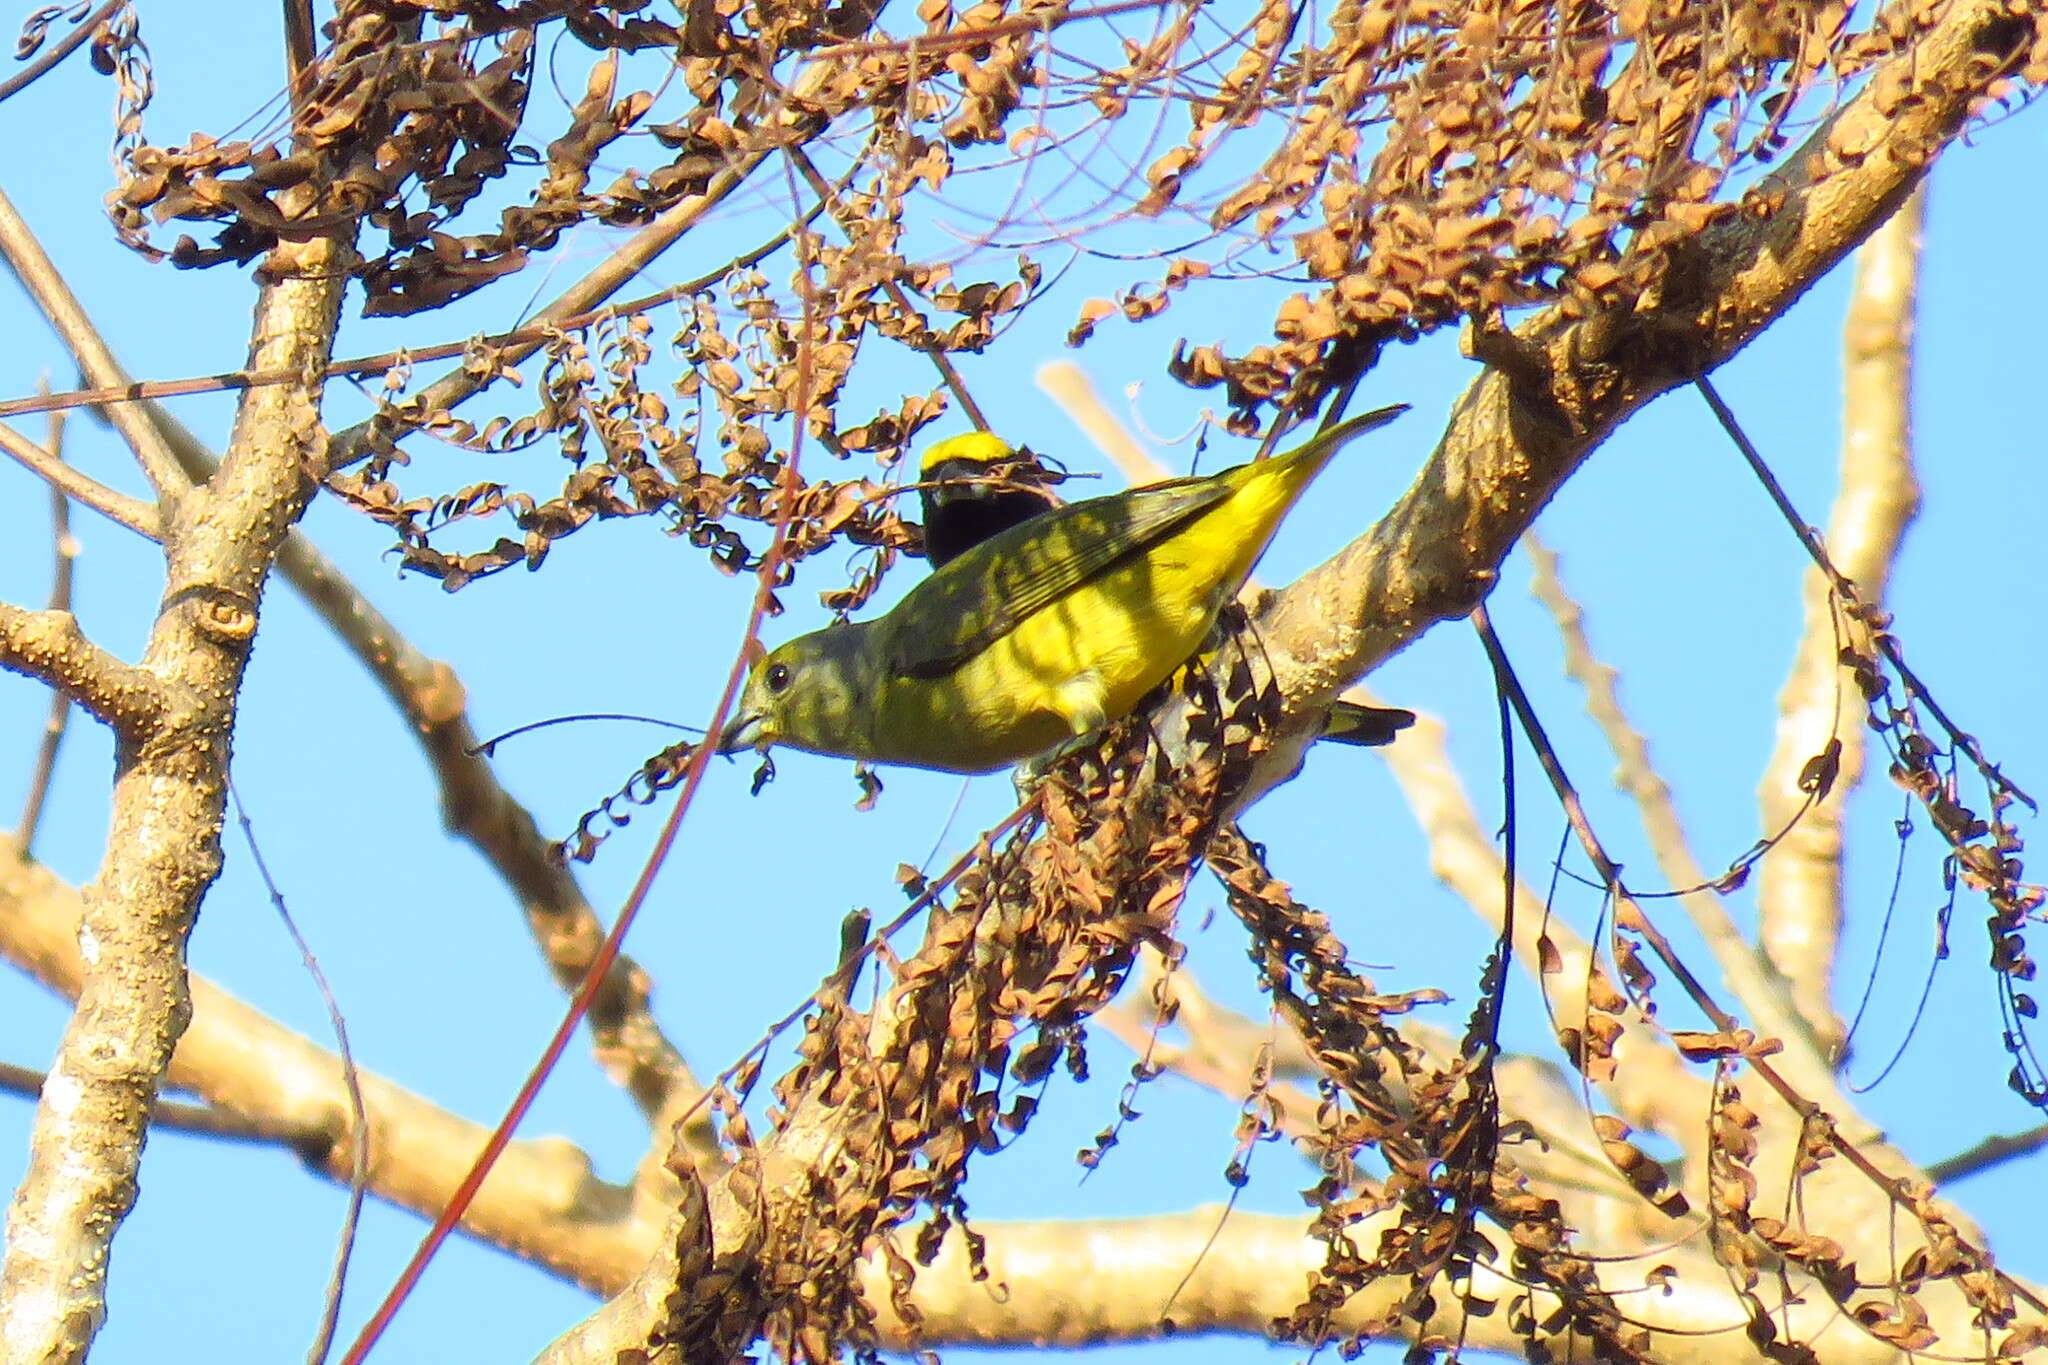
[0,225,349,1365]
[15,399,78,860]
[1524,534,1830,1070]
[0,421,160,540]
[0,185,188,499]
[1755,187,1926,1057]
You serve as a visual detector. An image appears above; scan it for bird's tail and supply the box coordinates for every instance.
[1319,700,1416,747]
[1270,402,1409,481]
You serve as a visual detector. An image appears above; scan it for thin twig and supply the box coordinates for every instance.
[138,398,706,1129]
[0,421,160,539]
[784,143,992,432]
[228,787,367,1365]
[1470,604,2046,1318]
[0,0,123,105]
[323,61,838,472]
[1524,534,1828,1069]
[0,840,647,1294]
[1697,375,2026,812]
[1923,1122,2048,1185]
[1753,186,1926,1057]
[16,397,77,858]
[0,219,816,430]
[335,208,837,1365]
[0,185,189,498]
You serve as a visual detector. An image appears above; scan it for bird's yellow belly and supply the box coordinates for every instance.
[871,535,1241,772]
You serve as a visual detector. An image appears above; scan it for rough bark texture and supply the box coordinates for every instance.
[0,232,349,1363]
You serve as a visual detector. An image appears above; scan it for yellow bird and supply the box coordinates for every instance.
[719,405,1408,774]
[914,429,1411,751]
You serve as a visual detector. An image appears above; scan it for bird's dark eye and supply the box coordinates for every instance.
[765,662,792,693]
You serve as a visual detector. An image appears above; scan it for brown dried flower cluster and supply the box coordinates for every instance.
[27,2,2043,1362]
[93,0,2048,583]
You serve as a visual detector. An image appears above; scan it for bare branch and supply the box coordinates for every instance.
[1375,707,1718,1175]
[1525,535,1830,1071]
[0,836,653,1292]
[1755,187,1927,1056]
[1924,1122,2048,1185]
[0,601,160,737]
[541,1203,1919,1365]
[16,403,79,857]
[0,0,123,105]
[0,420,161,539]
[138,393,708,1131]
[276,521,708,1128]
[0,185,189,499]
[0,1060,323,1148]
[856,1211,1867,1363]
[0,227,348,1363]
[8,835,2036,1363]
[1255,3,2018,720]
[1473,604,2028,1331]
[1036,361,1164,474]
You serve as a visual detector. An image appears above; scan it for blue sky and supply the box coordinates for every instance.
[0,6,2042,1363]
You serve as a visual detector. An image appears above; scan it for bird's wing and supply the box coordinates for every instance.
[888,474,1230,679]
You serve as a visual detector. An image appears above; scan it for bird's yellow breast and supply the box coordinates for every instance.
[864,455,1308,771]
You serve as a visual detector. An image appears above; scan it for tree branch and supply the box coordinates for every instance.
[0,0,123,105]
[0,601,161,738]
[1254,1,2021,717]
[15,409,78,856]
[0,225,350,1362]
[6,838,2037,1363]
[0,837,653,1292]
[140,397,708,1137]
[1755,187,1926,1058]
[323,62,836,474]
[0,1060,324,1148]
[0,185,189,500]
[540,1202,1925,1365]
[0,420,161,539]
[1524,534,1830,1074]
[1924,1122,2048,1185]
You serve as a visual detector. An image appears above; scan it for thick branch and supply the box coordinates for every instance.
[0,601,161,737]
[540,1203,1915,1365]
[0,838,653,1291]
[6,837,2035,1363]
[1254,0,2021,711]
[0,230,349,1362]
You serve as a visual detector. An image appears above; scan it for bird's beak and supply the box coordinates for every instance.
[717,711,768,755]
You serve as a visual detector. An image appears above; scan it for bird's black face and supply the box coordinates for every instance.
[920,449,1062,570]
